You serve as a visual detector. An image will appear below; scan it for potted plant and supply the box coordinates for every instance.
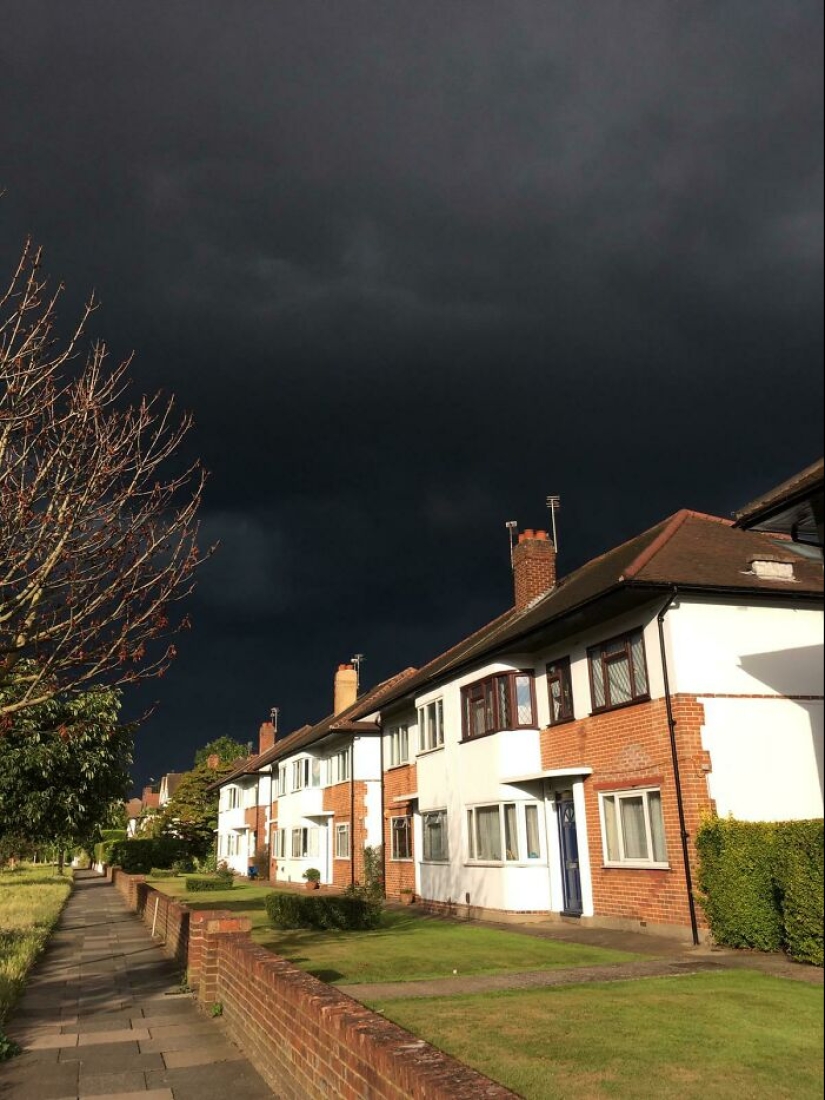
[302,868,321,891]
[399,888,415,906]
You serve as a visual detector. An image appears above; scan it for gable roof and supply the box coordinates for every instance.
[213,667,419,787]
[734,458,824,543]
[376,510,823,709]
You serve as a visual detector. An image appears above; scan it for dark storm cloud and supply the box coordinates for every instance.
[1,1,822,787]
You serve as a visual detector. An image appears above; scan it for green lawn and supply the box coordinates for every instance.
[372,971,825,1100]
[0,865,73,1023]
[146,877,640,984]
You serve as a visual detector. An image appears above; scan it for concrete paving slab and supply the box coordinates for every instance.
[2,871,275,1096]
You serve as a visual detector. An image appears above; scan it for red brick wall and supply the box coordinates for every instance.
[196,919,516,1099]
[323,780,369,886]
[113,870,515,1098]
[540,695,713,930]
[383,764,417,897]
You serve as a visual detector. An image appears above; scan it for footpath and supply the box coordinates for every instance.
[0,870,274,1100]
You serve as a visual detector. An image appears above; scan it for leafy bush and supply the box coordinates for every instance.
[93,829,127,865]
[265,891,381,931]
[696,817,823,965]
[171,857,196,874]
[185,875,234,893]
[108,838,193,874]
[251,845,270,879]
[774,821,824,967]
[149,868,179,879]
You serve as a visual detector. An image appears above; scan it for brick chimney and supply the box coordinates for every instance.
[334,663,358,715]
[258,720,276,755]
[512,529,557,610]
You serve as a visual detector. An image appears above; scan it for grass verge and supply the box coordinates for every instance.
[372,971,824,1099]
[147,877,640,983]
[0,865,73,1025]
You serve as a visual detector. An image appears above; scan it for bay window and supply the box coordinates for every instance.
[461,671,536,740]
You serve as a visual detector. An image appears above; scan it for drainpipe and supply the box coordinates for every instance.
[349,738,356,887]
[657,587,700,946]
[378,727,386,897]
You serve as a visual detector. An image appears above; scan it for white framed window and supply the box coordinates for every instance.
[277,767,287,797]
[335,823,351,859]
[328,748,350,785]
[599,788,668,867]
[291,758,321,792]
[386,724,410,768]
[466,803,543,863]
[290,827,320,859]
[223,786,240,810]
[271,825,286,860]
[422,809,448,861]
[391,815,413,860]
[417,699,445,752]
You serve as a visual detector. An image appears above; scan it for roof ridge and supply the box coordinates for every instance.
[622,510,691,579]
[621,510,736,580]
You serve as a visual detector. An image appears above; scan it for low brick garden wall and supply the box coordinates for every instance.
[109,868,515,1099]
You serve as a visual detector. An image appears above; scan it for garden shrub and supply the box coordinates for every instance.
[265,891,381,931]
[696,817,823,965]
[773,821,824,967]
[149,868,178,879]
[94,829,127,865]
[109,838,193,874]
[185,875,234,893]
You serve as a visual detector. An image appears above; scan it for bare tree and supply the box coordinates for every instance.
[0,238,209,722]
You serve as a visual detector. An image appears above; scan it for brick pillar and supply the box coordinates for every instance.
[512,529,557,610]
[188,910,252,996]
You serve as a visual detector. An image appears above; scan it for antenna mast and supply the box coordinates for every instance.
[351,653,365,689]
[545,495,561,553]
[269,706,279,734]
[505,520,518,567]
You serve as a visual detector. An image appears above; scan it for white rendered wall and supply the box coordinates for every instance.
[701,697,823,820]
[668,599,824,698]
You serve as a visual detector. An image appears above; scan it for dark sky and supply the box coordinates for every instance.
[2,2,823,792]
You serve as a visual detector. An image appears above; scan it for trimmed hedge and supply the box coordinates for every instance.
[108,838,193,874]
[94,829,127,866]
[185,875,234,893]
[696,817,823,965]
[265,891,382,931]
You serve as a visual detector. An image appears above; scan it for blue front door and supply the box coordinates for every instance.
[558,795,583,916]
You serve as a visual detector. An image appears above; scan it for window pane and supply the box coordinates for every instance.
[631,632,648,695]
[484,683,496,731]
[437,699,444,745]
[525,805,540,858]
[497,678,511,729]
[603,795,619,861]
[504,804,519,860]
[424,811,447,861]
[467,810,475,859]
[476,806,502,861]
[591,656,605,708]
[648,791,667,862]
[620,795,647,859]
[399,726,408,762]
[311,758,321,786]
[472,695,486,737]
[607,655,632,705]
[392,816,411,860]
[515,675,534,725]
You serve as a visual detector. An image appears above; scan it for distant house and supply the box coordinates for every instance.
[375,512,823,942]
[215,666,417,882]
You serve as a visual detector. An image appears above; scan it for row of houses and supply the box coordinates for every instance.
[215,461,824,941]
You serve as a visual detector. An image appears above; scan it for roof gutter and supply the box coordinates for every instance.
[657,586,700,946]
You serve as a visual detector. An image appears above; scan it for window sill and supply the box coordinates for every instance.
[389,857,414,863]
[386,762,412,772]
[417,745,445,758]
[420,859,450,865]
[460,726,538,745]
[589,695,651,718]
[546,716,576,729]
[464,860,547,868]
[602,861,671,871]
[333,856,351,861]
